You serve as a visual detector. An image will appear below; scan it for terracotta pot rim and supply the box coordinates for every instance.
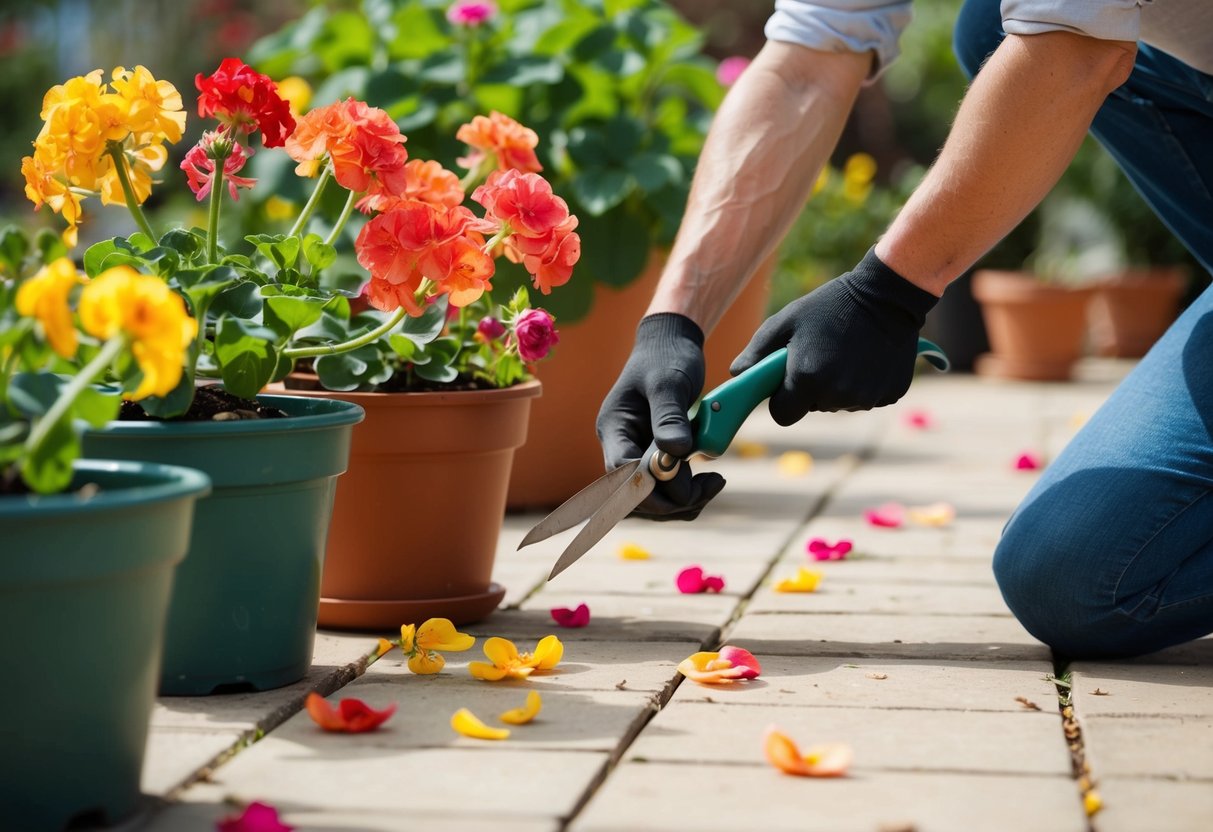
[285,377,542,406]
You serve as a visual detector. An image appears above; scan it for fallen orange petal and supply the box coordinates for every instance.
[499,690,542,725]
[375,638,395,657]
[677,651,754,684]
[763,726,851,777]
[451,707,510,740]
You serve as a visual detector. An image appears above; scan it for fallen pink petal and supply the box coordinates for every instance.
[676,565,725,594]
[902,408,935,430]
[550,603,591,628]
[717,646,762,679]
[1014,451,1043,471]
[806,537,853,562]
[216,801,293,832]
[864,502,905,528]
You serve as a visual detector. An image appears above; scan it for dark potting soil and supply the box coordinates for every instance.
[118,385,288,422]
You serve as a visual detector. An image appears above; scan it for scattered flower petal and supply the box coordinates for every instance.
[902,408,935,430]
[550,603,591,628]
[907,502,955,527]
[469,635,563,681]
[763,726,852,777]
[1014,451,1043,471]
[864,502,905,528]
[773,567,823,593]
[499,690,543,725]
[416,617,476,652]
[618,542,652,560]
[676,565,726,594]
[305,692,396,733]
[216,801,293,832]
[451,707,510,740]
[806,538,853,562]
[1084,790,1102,816]
[375,638,394,657]
[677,647,762,684]
[777,451,813,477]
[733,440,768,459]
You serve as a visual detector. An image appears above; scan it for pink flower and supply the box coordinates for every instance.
[181,133,256,201]
[447,0,497,27]
[676,565,725,594]
[477,316,506,341]
[806,538,853,562]
[1014,451,1043,471]
[716,56,750,87]
[216,801,293,832]
[902,408,934,430]
[864,502,905,528]
[550,603,590,628]
[514,308,558,362]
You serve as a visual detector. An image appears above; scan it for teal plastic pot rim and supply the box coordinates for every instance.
[91,393,364,439]
[0,459,211,518]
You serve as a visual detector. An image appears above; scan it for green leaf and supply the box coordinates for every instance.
[159,228,204,260]
[34,229,68,266]
[136,371,195,420]
[22,414,75,494]
[596,48,646,77]
[211,281,264,320]
[262,291,329,338]
[626,152,682,192]
[604,115,643,163]
[660,62,725,109]
[397,295,447,346]
[535,17,603,57]
[244,233,301,272]
[73,386,121,428]
[565,125,610,168]
[312,67,371,107]
[571,167,634,215]
[417,53,466,85]
[316,10,376,72]
[386,4,449,60]
[82,239,143,277]
[301,235,337,272]
[315,347,378,391]
[577,208,652,288]
[214,318,279,400]
[481,56,564,87]
[0,226,30,277]
[8,372,61,417]
[570,23,618,61]
[388,334,416,361]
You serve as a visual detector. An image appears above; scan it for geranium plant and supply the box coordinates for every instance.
[246,0,721,322]
[18,57,578,414]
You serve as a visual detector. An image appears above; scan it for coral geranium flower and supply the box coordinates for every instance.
[456,110,541,174]
[360,159,465,213]
[305,692,396,733]
[473,169,568,238]
[286,98,407,198]
[426,236,494,307]
[468,635,563,681]
[195,58,295,147]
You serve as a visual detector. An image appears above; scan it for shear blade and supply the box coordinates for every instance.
[546,463,657,581]
[517,458,642,549]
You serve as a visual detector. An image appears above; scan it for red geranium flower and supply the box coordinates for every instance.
[195,58,295,147]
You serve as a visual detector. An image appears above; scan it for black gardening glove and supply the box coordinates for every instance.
[731,248,939,424]
[596,313,726,521]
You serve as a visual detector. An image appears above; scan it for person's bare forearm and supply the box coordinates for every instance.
[646,41,870,332]
[876,31,1137,296]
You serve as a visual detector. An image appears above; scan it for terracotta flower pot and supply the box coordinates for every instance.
[279,379,541,629]
[1088,268,1187,358]
[506,250,773,511]
[971,270,1094,381]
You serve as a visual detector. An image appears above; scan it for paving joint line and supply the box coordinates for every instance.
[1049,662,1100,832]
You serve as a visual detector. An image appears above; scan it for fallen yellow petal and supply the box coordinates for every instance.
[1070,410,1091,430]
[527,635,564,670]
[375,638,395,657]
[416,617,475,652]
[618,542,651,560]
[399,624,416,653]
[773,567,822,593]
[777,451,813,477]
[1084,790,1102,816]
[468,660,510,681]
[499,691,542,725]
[907,502,956,527]
[451,708,510,740]
[733,440,768,459]
[482,636,522,668]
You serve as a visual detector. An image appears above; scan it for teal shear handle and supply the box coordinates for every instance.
[692,337,949,458]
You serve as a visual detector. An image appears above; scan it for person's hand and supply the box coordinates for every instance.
[731,248,939,424]
[596,313,726,521]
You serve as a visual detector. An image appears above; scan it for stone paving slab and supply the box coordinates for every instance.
[572,764,1087,832]
[728,612,1049,662]
[627,701,1071,776]
[670,657,1058,712]
[145,800,561,832]
[472,594,733,645]
[778,556,996,586]
[747,580,1013,617]
[1090,778,1213,832]
[1081,715,1213,781]
[1072,664,1213,717]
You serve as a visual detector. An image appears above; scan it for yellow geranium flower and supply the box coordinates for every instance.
[78,266,196,399]
[15,258,82,358]
[468,635,563,681]
[275,76,312,117]
[99,141,168,207]
[396,617,475,675]
[109,65,186,144]
[499,691,542,725]
[21,154,84,247]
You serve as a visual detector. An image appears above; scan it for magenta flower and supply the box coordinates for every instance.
[716,56,750,87]
[1014,451,1043,471]
[864,502,905,528]
[477,316,506,341]
[181,132,256,202]
[514,307,559,361]
[447,0,497,27]
[676,565,725,594]
[216,801,293,832]
[550,603,590,628]
[806,537,853,561]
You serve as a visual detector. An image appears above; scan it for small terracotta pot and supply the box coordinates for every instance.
[1088,268,1187,358]
[972,270,1094,381]
[506,250,772,511]
[279,379,540,629]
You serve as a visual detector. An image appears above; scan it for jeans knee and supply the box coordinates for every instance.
[953,0,1005,80]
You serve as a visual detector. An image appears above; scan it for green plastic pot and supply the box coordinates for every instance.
[83,394,364,696]
[0,460,210,831]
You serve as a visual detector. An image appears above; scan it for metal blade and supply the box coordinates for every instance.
[547,462,657,581]
[517,459,642,549]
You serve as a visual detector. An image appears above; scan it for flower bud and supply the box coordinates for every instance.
[514,308,558,362]
[477,316,506,341]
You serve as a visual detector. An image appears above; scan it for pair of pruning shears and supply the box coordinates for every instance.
[520,338,950,581]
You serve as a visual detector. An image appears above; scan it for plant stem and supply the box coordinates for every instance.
[282,307,407,359]
[206,164,225,264]
[288,164,332,238]
[481,223,511,253]
[107,146,156,240]
[324,188,358,247]
[24,335,125,459]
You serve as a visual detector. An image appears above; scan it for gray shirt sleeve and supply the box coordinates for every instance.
[1001,1,1144,42]
[763,0,914,81]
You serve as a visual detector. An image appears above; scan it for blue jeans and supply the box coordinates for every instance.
[954,0,1213,658]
